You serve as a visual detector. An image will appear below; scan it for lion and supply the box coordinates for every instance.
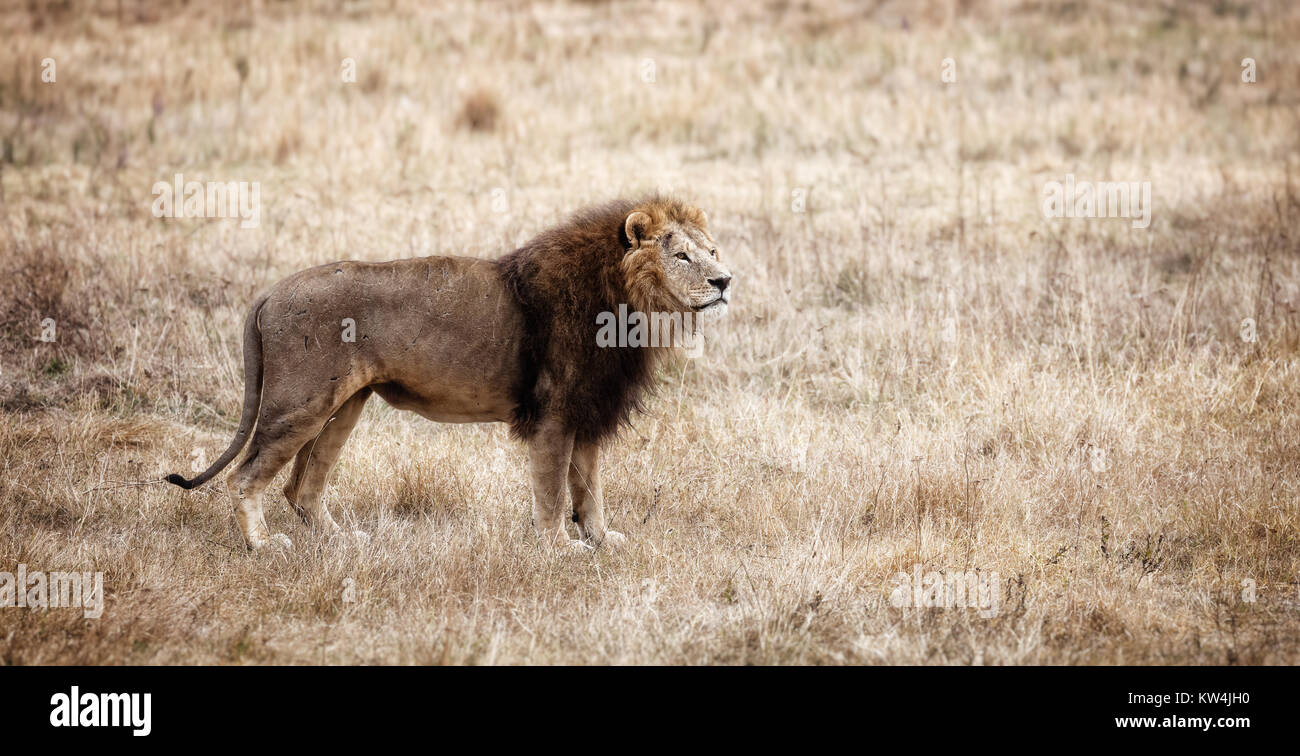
[165,197,732,552]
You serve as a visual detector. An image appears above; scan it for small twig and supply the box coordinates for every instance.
[79,478,168,496]
[641,485,660,524]
[206,537,238,555]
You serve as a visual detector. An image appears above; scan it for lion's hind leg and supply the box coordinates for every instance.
[228,406,340,551]
[283,388,372,542]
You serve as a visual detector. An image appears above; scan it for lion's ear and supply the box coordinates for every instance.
[697,209,708,228]
[623,211,652,250]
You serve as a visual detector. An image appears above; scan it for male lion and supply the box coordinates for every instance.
[166,197,732,552]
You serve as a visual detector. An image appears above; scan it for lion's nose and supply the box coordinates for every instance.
[709,276,731,293]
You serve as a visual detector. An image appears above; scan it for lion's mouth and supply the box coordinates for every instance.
[692,297,728,311]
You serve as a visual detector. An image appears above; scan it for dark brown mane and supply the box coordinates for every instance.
[496,196,699,444]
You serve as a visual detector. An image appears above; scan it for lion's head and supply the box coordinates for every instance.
[620,204,732,321]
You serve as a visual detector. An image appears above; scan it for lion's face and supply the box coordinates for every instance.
[654,221,731,320]
[623,206,732,321]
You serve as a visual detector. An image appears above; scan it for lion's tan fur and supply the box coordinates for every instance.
[167,197,731,552]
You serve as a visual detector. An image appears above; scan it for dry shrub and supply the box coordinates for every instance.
[0,240,86,358]
[455,87,501,133]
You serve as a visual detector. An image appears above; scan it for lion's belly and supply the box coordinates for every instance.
[370,379,513,423]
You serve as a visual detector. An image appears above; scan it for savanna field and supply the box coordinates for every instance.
[1,0,1299,664]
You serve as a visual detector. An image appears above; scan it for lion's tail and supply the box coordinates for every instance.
[165,293,269,490]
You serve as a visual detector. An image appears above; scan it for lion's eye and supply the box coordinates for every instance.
[675,252,689,261]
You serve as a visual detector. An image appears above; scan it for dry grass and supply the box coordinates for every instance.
[2,0,1300,664]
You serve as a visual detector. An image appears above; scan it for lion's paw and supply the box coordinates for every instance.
[601,531,627,548]
[268,533,294,550]
[566,539,596,554]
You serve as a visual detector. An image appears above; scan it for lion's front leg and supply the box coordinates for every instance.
[568,441,625,548]
[527,419,586,550]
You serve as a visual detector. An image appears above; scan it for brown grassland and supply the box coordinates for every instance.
[2,0,1299,664]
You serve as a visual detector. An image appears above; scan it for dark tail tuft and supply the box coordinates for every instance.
[165,473,195,490]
